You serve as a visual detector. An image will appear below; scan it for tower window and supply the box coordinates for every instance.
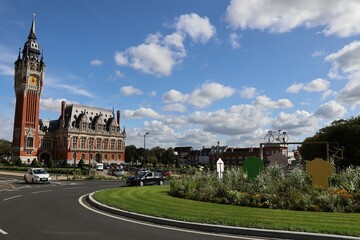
[26,137,34,148]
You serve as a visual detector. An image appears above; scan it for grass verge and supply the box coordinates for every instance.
[93,185,360,237]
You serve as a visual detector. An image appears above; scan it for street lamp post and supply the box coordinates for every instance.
[73,139,76,175]
[143,132,149,166]
[68,136,76,176]
[89,140,92,174]
[144,132,149,149]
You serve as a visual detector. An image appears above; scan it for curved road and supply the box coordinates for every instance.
[0,174,265,240]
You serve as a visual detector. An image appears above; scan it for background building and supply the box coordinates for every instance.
[12,18,126,165]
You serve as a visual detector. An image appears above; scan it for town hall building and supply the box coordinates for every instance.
[11,18,126,166]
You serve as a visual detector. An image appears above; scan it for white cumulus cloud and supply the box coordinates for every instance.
[254,95,293,109]
[325,41,360,79]
[123,107,159,119]
[176,13,216,43]
[314,100,346,119]
[229,32,241,49]
[90,58,103,66]
[114,13,215,77]
[120,86,143,96]
[225,0,360,37]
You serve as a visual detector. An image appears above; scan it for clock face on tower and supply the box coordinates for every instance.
[29,75,38,86]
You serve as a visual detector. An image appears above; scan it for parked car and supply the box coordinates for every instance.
[24,168,51,184]
[162,169,173,177]
[108,168,125,176]
[126,171,165,186]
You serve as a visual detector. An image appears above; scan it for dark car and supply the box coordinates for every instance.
[126,171,165,186]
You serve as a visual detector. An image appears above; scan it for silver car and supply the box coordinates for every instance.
[24,168,51,184]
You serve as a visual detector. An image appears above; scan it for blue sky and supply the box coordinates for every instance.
[1,0,360,149]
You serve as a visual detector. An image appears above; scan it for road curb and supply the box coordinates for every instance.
[85,192,359,240]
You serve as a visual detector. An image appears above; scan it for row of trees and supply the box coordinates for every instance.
[2,115,360,168]
[125,145,177,167]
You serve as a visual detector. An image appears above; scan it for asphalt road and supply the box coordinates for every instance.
[0,174,270,240]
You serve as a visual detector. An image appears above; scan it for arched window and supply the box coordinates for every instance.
[26,137,34,148]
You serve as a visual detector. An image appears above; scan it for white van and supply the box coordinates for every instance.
[95,163,104,171]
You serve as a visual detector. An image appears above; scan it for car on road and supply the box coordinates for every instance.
[24,168,51,184]
[108,168,125,176]
[126,171,165,186]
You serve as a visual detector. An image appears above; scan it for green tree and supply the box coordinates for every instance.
[125,145,138,163]
[301,116,360,168]
[0,139,12,157]
[163,147,176,165]
[151,146,166,164]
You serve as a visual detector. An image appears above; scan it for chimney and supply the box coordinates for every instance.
[61,101,66,121]
[117,110,121,125]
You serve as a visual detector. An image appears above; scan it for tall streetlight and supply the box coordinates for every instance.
[144,132,150,149]
[67,136,76,175]
[89,138,93,173]
[143,132,149,166]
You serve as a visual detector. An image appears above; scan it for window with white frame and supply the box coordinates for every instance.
[89,137,94,149]
[81,137,86,149]
[104,139,109,150]
[117,139,123,150]
[72,136,78,149]
[96,138,101,149]
[110,139,115,150]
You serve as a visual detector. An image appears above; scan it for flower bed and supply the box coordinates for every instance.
[169,165,360,212]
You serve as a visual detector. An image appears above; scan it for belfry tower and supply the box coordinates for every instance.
[12,17,45,163]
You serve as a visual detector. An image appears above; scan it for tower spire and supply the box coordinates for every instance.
[22,14,40,59]
[28,13,37,40]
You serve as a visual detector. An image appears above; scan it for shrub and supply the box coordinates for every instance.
[31,159,40,167]
[45,158,54,168]
[78,159,85,169]
[15,158,23,166]
[169,165,360,213]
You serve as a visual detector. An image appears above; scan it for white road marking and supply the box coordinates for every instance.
[64,186,86,190]
[0,228,8,235]
[32,190,53,194]
[79,195,264,240]
[3,195,22,201]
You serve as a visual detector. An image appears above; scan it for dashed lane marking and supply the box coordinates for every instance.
[0,228,8,235]
[3,195,23,201]
[31,190,53,194]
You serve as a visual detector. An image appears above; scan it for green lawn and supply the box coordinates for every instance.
[93,185,360,237]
